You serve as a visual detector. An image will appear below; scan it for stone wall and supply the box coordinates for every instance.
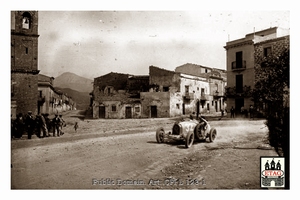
[11,73,38,115]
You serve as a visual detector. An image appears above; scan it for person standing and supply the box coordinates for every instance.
[52,114,61,137]
[230,106,235,118]
[44,113,51,135]
[14,113,25,138]
[74,122,78,132]
[59,114,65,135]
[249,105,254,119]
[40,114,49,138]
[25,111,35,139]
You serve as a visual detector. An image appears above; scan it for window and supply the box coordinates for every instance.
[185,85,189,94]
[163,86,169,92]
[22,12,31,29]
[39,90,42,97]
[176,104,180,109]
[25,47,28,54]
[201,88,205,95]
[112,105,116,111]
[264,47,272,57]
[236,75,243,93]
[236,51,243,69]
[107,87,111,94]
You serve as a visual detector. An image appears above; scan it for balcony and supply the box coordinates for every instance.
[213,90,223,98]
[200,94,209,100]
[231,61,246,71]
[183,93,194,100]
[38,96,46,104]
[225,85,252,97]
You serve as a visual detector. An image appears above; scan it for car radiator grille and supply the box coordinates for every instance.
[172,124,181,135]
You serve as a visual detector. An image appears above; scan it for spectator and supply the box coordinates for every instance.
[14,113,25,138]
[59,114,66,135]
[74,122,78,132]
[249,105,254,119]
[230,106,235,118]
[40,114,49,138]
[44,113,52,134]
[25,111,35,139]
[52,114,61,137]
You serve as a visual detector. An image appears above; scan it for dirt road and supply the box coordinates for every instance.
[11,110,278,189]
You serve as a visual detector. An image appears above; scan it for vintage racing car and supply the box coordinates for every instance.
[156,116,217,148]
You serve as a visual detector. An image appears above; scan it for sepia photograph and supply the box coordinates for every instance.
[4,0,296,198]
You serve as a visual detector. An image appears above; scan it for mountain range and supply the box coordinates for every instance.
[54,72,93,93]
[53,72,93,110]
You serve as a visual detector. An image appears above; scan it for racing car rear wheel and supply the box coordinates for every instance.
[156,127,165,143]
[209,128,217,142]
[185,132,194,148]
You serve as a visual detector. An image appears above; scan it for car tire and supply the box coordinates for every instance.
[194,124,206,141]
[156,127,165,143]
[185,131,194,148]
[209,128,217,142]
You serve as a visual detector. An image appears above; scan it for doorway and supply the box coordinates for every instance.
[150,106,157,118]
[125,106,132,118]
[99,106,105,118]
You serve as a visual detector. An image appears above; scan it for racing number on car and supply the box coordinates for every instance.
[185,125,193,133]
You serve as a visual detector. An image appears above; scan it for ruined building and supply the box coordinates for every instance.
[140,66,211,118]
[91,72,149,119]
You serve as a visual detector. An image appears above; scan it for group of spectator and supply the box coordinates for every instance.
[11,111,66,139]
[230,105,254,119]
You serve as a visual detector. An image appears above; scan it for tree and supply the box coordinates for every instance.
[252,47,289,188]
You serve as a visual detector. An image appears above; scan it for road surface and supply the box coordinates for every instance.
[11,111,278,189]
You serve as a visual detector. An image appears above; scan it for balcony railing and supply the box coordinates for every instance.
[200,94,209,100]
[184,93,194,100]
[38,96,46,104]
[225,85,252,97]
[232,60,246,70]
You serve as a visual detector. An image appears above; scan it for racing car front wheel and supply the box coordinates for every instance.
[185,132,194,148]
[156,127,165,143]
[209,128,217,142]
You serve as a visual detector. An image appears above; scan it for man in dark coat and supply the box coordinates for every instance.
[14,113,25,138]
[52,114,61,137]
[25,111,35,139]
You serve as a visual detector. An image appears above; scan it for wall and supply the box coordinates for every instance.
[175,63,212,75]
[149,66,181,90]
[11,73,38,115]
[140,92,170,118]
[92,100,141,119]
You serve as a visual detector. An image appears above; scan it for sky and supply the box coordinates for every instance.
[35,10,290,80]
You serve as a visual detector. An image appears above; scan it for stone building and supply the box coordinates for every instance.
[38,74,76,115]
[91,72,149,119]
[224,27,289,116]
[175,63,227,113]
[140,66,210,118]
[11,11,40,118]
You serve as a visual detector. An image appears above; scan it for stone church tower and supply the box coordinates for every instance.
[11,11,40,117]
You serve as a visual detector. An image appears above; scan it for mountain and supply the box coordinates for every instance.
[55,87,90,110]
[54,72,93,93]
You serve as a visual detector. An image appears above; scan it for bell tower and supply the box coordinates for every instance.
[11,11,40,117]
